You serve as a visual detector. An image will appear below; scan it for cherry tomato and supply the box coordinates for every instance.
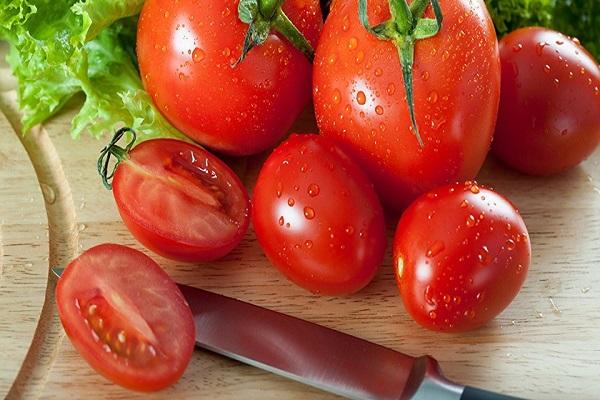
[56,244,195,391]
[492,27,600,175]
[313,0,500,211]
[111,139,249,262]
[137,0,323,155]
[393,182,530,332]
[252,134,386,295]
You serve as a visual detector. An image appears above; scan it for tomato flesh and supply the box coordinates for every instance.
[393,182,531,332]
[113,139,249,262]
[492,27,600,175]
[313,0,500,210]
[137,0,323,155]
[56,244,195,391]
[252,134,386,295]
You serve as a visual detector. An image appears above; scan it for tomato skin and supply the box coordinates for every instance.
[252,134,386,295]
[492,27,600,175]
[56,244,195,391]
[393,182,530,332]
[113,139,249,262]
[137,0,323,156]
[313,0,500,211]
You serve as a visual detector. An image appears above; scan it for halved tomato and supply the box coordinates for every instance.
[111,138,250,262]
[55,244,195,391]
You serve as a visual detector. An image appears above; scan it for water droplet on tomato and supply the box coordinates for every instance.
[426,240,445,257]
[355,51,365,63]
[303,207,315,219]
[506,239,516,250]
[332,89,341,104]
[307,183,320,197]
[466,215,476,227]
[453,296,462,304]
[278,216,284,226]
[222,7,231,16]
[386,83,395,95]
[276,182,282,197]
[429,310,437,319]
[375,105,384,115]
[305,240,313,249]
[348,37,358,50]
[572,37,581,45]
[192,48,205,63]
[356,91,366,105]
[164,11,170,18]
[287,198,295,207]
[513,43,523,52]
[342,15,350,31]
[427,91,438,104]
[421,70,430,81]
[553,78,560,85]
[460,199,469,208]
[344,225,355,235]
[300,163,308,173]
[594,86,599,96]
[374,68,383,77]
[441,50,449,60]
[222,47,231,57]
[424,285,435,305]
[470,184,480,194]
[543,64,551,73]
[478,246,490,264]
[293,185,299,191]
[536,41,549,55]
[327,53,337,64]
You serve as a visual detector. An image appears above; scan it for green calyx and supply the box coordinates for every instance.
[359,0,443,147]
[97,127,137,190]
[234,0,314,66]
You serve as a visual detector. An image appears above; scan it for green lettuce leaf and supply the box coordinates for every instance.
[485,0,599,61]
[0,0,186,141]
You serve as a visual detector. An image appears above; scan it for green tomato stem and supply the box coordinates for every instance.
[97,127,136,190]
[272,9,314,61]
[389,0,413,33]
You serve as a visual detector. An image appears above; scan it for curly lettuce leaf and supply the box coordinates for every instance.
[485,0,599,60]
[0,0,186,141]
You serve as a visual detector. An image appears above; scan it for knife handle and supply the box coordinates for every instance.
[460,386,525,400]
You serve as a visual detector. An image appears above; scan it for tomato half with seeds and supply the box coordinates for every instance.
[56,244,195,391]
[105,137,249,262]
[313,0,500,211]
[137,0,323,155]
[492,27,600,175]
[252,134,386,295]
[393,182,531,332]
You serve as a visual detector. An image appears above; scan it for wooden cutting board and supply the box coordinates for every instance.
[1,40,600,399]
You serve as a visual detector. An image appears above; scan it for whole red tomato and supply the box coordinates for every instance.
[492,27,600,175]
[252,134,386,295]
[137,0,323,156]
[313,0,500,211]
[393,182,530,332]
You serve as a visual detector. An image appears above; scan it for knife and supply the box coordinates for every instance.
[52,268,523,400]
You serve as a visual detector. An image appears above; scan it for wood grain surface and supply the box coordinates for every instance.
[1,41,600,400]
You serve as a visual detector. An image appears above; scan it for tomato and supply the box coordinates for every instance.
[252,134,386,295]
[313,0,500,211]
[492,27,600,175]
[393,182,530,332]
[55,244,195,391]
[137,0,323,156]
[109,138,249,262]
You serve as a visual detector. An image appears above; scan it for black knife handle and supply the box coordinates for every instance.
[461,386,526,400]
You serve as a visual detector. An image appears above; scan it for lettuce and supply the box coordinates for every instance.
[485,0,599,61]
[0,0,186,141]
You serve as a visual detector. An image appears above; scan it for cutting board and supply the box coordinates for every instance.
[1,40,600,400]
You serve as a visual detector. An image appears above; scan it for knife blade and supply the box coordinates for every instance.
[52,267,522,400]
